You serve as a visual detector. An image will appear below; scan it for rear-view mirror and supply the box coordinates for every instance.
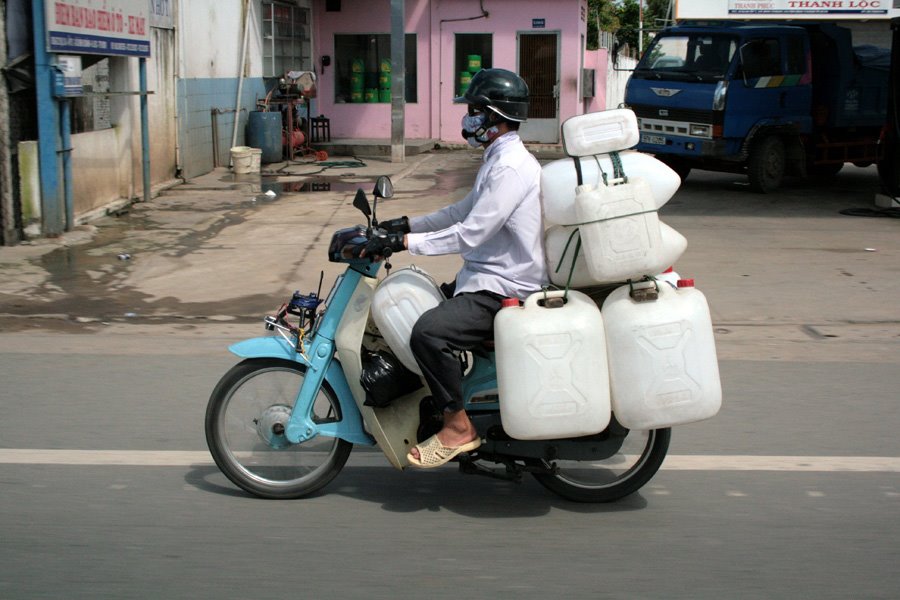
[373,176,394,199]
[353,189,371,218]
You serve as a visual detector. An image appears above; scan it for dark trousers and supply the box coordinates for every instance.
[409,291,504,412]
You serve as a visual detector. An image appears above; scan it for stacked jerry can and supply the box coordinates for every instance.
[495,108,722,439]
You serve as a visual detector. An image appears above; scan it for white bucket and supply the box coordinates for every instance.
[545,221,687,287]
[602,279,722,430]
[541,151,680,226]
[231,146,262,174]
[371,267,444,375]
[494,290,611,440]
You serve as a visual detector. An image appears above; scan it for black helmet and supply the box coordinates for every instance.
[454,68,529,122]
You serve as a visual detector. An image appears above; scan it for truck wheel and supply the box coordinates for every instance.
[808,162,843,178]
[747,135,786,193]
[877,140,900,195]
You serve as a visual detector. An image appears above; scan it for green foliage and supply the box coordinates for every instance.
[586,0,620,50]
[644,0,672,29]
[615,0,641,50]
[587,0,672,53]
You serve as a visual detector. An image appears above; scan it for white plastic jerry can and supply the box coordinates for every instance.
[574,177,689,283]
[370,266,444,375]
[602,278,722,430]
[544,221,687,288]
[560,108,640,157]
[544,224,602,289]
[540,151,681,226]
[494,290,611,440]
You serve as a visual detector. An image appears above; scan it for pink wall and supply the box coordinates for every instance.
[313,0,590,142]
[313,0,433,139]
[583,48,609,114]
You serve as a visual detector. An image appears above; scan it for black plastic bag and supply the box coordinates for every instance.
[360,350,423,408]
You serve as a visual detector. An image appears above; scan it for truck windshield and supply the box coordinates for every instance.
[634,34,738,83]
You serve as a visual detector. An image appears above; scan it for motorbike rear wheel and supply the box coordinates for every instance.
[205,358,352,499]
[530,428,671,503]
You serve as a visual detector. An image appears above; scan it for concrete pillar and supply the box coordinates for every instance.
[390,0,405,163]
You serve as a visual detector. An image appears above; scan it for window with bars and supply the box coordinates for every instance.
[261,1,312,77]
[455,34,492,97]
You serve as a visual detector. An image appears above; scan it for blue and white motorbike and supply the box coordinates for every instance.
[204,176,670,503]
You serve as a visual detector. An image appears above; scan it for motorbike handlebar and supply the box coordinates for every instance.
[330,222,405,264]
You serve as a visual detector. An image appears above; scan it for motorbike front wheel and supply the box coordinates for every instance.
[530,427,671,503]
[205,358,352,499]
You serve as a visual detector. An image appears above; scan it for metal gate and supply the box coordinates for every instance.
[518,32,559,143]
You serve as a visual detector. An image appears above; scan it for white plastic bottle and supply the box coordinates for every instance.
[601,278,722,430]
[494,290,611,440]
[371,267,444,375]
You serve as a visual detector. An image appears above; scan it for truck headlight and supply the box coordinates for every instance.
[713,80,728,111]
[690,124,711,137]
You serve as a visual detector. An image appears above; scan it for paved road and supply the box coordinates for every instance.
[1,156,899,598]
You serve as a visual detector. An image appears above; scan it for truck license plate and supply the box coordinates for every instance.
[642,134,666,145]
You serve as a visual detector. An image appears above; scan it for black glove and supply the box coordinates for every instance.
[360,231,406,259]
[380,216,410,234]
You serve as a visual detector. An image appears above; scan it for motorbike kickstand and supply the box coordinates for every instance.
[457,454,523,483]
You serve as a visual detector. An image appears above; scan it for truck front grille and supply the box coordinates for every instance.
[630,104,716,124]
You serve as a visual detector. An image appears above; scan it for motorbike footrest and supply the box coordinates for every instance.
[458,455,522,483]
[521,462,558,476]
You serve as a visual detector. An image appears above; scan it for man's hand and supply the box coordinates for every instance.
[380,216,410,234]
[359,231,406,259]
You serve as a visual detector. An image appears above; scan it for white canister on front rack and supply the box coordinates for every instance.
[371,266,444,375]
[494,290,611,440]
[601,278,722,430]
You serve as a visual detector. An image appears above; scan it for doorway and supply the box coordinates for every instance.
[517,32,559,143]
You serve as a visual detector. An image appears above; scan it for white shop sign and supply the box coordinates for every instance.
[46,0,151,57]
[678,0,899,19]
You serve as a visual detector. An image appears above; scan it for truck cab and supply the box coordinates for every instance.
[625,23,888,192]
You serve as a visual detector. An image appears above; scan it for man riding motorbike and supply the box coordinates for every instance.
[362,68,548,468]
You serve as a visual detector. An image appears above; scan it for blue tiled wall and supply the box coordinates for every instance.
[178,77,268,178]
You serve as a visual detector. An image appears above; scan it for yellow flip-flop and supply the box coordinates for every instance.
[406,434,481,469]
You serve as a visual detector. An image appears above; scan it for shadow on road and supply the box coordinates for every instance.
[664,166,886,219]
[183,464,650,516]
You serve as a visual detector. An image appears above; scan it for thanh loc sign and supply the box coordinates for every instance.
[728,0,888,14]
[46,0,151,57]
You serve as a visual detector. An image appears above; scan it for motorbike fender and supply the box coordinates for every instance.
[229,337,375,446]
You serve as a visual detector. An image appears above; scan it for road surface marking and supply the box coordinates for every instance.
[1,450,900,471]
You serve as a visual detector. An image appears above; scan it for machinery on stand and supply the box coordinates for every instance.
[256,70,328,163]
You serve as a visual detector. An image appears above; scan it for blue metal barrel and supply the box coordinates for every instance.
[246,111,282,163]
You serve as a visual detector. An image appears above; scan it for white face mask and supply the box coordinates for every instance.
[461,112,486,135]
[460,112,498,147]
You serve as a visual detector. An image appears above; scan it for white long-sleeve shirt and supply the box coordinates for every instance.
[406,132,548,299]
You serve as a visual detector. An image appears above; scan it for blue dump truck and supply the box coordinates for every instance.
[624,22,891,192]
